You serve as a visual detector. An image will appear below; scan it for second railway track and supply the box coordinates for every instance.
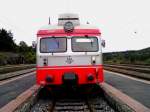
[104,64,150,73]
[105,64,150,69]
[104,64,150,80]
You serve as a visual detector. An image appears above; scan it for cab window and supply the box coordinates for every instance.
[40,37,67,53]
[72,37,99,52]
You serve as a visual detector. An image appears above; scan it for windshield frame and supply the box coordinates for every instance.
[71,36,99,52]
[40,37,67,53]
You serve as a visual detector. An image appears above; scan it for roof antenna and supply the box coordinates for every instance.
[48,17,51,25]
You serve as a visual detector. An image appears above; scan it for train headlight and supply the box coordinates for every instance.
[43,58,48,66]
[46,75,53,82]
[87,74,94,81]
[91,56,96,65]
[64,21,74,33]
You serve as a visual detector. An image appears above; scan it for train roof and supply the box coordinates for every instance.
[37,13,101,37]
[37,24,101,37]
[39,24,99,30]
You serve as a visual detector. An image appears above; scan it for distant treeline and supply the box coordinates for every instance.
[0,28,35,65]
[103,47,150,65]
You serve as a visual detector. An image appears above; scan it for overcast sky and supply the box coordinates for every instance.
[0,0,150,52]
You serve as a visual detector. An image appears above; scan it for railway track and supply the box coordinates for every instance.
[30,86,116,112]
[0,65,35,81]
[31,97,115,112]
[104,64,150,80]
[106,64,150,69]
[0,64,35,74]
[0,63,150,112]
[104,64,150,73]
[1,83,149,112]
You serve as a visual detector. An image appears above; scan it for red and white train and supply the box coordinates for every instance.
[36,13,104,87]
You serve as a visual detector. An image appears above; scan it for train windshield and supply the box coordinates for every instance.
[72,37,99,52]
[40,37,67,53]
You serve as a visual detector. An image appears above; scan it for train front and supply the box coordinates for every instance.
[36,14,104,87]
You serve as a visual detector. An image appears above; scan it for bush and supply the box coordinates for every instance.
[145,58,150,65]
[0,54,7,65]
[24,52,36,64]
[103,47,150,65]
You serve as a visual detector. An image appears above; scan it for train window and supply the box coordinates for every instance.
[71,37,99,52]
[40,37,67,53]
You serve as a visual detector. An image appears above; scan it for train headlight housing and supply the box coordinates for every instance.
[43,58,48,66]
[87,74,94,81]
[64,21,74,33]
[46,75,53,82]
[91,56,96,65]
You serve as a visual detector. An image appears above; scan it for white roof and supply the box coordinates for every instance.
[58,13,80,26]
[39,24,99,31]
[38,13,99,31]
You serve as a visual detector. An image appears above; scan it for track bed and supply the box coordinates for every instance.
[30,86,116,112]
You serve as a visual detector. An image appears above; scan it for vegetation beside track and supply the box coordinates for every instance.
[0,28,36,66]
[103,47,150,80]
[103,47,150,65]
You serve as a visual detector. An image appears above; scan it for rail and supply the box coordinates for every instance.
[0,83,149,112]
[104,64,150,80]
[0,65,36,81]
[0,64,35,74]
[107,64,150,69]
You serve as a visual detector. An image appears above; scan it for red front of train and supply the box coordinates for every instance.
[36,14,104,86]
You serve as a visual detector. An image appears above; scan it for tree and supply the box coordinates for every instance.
[18,41,36,63]
[0,29,16,51]
[18,41,28,53]
[0,28,36,65]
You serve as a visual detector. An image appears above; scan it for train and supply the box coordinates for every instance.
[35,13,105,87]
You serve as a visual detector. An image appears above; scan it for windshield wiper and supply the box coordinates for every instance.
[52,36,59,48]
[85,35,93,47]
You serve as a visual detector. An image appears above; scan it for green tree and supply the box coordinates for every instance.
[18,41,29,53]
[0,29,16,51]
